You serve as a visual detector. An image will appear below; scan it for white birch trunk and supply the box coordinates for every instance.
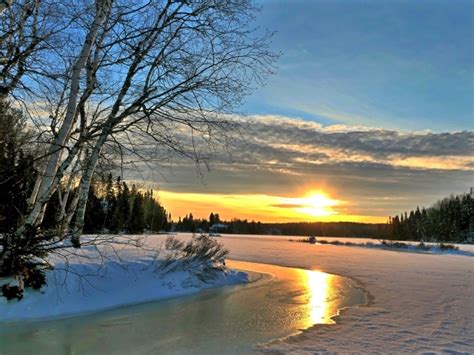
[28,0,112,224]
[55,152,84,236]
[71,132,109,244]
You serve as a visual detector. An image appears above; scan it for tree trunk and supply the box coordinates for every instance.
[71,132,109,245]
[27,0,112,224]
[55,150,84,236]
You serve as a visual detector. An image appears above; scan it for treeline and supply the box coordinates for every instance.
[387,193,473,243]
[255,221,390,238]
[173,192,473,243]
[174,212,222,232]
[84,175,169,234]
[170,212,389,238]
[223,220,389,238]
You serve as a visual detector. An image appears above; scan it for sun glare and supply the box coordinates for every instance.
[297,192,340,217]
[159,189,382,223]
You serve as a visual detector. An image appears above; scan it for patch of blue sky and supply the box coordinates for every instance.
[246,0,473,132]
[240,100,340,126]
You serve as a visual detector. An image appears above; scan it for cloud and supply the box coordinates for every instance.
[245,115,474,162]
[122,114,473,219]
[271,203,307,209]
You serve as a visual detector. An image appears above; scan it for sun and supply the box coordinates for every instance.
[298,192,339,217]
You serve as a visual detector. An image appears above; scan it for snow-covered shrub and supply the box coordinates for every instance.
[159,235,229,282]
[0,225,49,299]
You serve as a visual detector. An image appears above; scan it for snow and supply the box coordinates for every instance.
[300,238,474,256]
[0,235,248,321]
[1,233,473,353]
[215,234,474,354]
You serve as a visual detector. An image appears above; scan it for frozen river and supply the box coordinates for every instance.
[1,233,471,353]
[0,260,366,354]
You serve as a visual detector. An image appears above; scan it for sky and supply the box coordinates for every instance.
[145,0,473,224]
[244,0,473,132]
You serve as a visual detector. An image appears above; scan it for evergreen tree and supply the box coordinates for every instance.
[41,189,62,231]
[103,173,116,231]
[128,190,145,234]
[142,190,167,232]
[0,102,37,232]
[83,178,106,233]
[109,178,129,233]
[388,192,473,242]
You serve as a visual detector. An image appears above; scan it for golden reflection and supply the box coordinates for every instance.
[226,260,340,328]
[304,270,334,324]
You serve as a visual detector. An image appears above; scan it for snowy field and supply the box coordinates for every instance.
[225,234,474,254]
[215,234,474,353]
[1,233,473,353]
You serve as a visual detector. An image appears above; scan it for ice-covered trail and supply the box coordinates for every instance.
[219,235,474,353]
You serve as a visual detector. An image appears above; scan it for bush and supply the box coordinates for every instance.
[381,240,408,248]
[1,284,23,301]
[159,235,229,282]
[0,225,50,277]
[298,236,317,244]
[438,243,459,251]
[23,267,46,290]
[0,225,50,300]
[417,242,430,251]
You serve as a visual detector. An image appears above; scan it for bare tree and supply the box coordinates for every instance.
[0,1,72,98]
[1,0,276,269]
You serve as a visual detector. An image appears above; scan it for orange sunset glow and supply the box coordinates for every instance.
[282,192,340,217]
[158,190,387,223]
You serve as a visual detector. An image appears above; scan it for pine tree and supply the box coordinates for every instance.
[109,178,127,233]
[0,102,37,232]
[83,178,106,233]
[388,192,473,243]
[128,190,145,234]
[103,173,116,231]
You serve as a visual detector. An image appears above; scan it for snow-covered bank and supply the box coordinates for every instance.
[0,236,248,321]
[208,233,474,253]
[211,234,473,354]
[292,238,474,257]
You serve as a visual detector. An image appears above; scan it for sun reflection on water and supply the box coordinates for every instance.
[226,260,339,328]
[304,270,334,325]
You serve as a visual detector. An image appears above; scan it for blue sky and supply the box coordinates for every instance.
[243,0,473,132]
